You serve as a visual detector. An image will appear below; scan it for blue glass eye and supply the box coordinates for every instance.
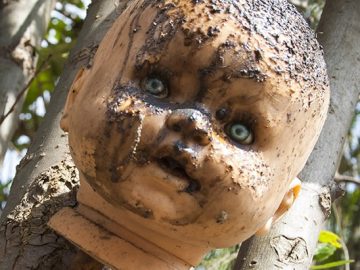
[144,77,168,98]
[226,123,253,145]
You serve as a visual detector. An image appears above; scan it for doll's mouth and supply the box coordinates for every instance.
[157,156,201,193]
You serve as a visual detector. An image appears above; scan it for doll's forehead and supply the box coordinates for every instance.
[129,0,327,94]
[133,33,288,102]
[89,0,327,111]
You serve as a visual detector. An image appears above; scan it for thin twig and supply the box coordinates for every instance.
[332,203,351,270]
[0,54,52,126]
[334,173,360,186]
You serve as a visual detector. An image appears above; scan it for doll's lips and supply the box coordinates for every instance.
[157,156,201,193]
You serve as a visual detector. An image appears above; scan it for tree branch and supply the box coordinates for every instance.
[0,0,55,163]
[334,173,360,186]
[332,203,351,270]
[0,54,51,126]
[0,1,131,269]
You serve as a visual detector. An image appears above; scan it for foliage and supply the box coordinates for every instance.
[0,180,11,208]
[11,0,85,151]
[312,230,354,269]
[311,260,355,270]
[318,230,342,249]
[314,243,338,263]
[195,246,239,270]
[0,0,86,206]
[289,0,325,29]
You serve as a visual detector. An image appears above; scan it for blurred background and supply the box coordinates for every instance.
[1,0,358,269]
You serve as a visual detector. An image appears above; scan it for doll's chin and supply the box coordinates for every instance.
[115,180,204,223]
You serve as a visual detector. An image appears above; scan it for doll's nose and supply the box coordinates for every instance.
[166,109,212,146]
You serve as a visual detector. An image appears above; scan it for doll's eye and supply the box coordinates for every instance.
[226,123,254,145]
[143,77,168,98]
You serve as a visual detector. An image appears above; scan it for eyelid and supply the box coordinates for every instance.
[145,69,171,89]
[230,111,257,128]
[144,65,172,84]
[216,107,257,128]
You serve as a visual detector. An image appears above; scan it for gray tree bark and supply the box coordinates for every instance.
[0,0,130,269]
[234,0,360,269]
[0,0,55,164]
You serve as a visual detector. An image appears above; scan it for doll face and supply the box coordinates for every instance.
[62,1,329,247]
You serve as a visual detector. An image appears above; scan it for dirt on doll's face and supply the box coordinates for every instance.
[63,1,329,247]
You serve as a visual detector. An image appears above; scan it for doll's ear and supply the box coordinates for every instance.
[255,178,301,236]
[60,68,87,132]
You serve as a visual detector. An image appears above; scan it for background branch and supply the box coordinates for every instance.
[334,173,360,186]
[0,54,51,126]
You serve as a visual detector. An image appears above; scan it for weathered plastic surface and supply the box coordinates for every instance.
[50,0,330,269]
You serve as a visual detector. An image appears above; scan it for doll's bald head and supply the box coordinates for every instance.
[61,0,329,252]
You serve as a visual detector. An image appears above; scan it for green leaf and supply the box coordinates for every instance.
[197,246,240,270]
[311,260,354,269]
[0,180,12,202]
[318,230,342,248]
[313,243,337,262]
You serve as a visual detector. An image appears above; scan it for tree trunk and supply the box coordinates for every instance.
[0,0,130,269]
[0,0,55,164]
[234,0,360,269]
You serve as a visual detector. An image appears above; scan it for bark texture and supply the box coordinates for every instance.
[0,0,130,269]
[0,0,55,164]
[234,0,360,269]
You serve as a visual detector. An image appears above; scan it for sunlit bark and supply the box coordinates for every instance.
[0,1,130,268]
[0,0,55,164]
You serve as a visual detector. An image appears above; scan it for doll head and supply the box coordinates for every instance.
[61,0,329,248]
